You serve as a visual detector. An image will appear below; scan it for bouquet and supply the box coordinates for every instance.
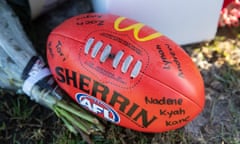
[219,0,240,27]
[0,0,104,138]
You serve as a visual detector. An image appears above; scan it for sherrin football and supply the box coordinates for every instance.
[46,13,205,133]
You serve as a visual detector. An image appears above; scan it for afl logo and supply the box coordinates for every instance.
[76,93,120,123]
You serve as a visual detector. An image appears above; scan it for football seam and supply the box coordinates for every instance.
[50,32,203,110]
[145,72,204,110]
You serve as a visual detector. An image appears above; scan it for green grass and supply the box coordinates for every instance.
[191,27,240,144]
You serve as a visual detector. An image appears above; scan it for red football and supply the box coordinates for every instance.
[46,13,205,133]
